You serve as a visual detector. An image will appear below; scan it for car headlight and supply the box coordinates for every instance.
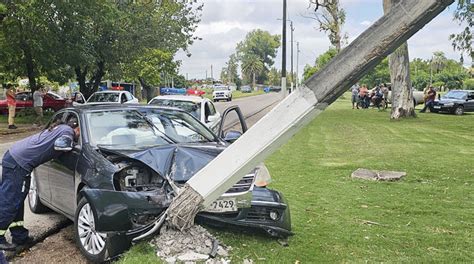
[254,163,272,187]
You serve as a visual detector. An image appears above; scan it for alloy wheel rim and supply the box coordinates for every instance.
[28,171,37,208]
[78,203,106,255]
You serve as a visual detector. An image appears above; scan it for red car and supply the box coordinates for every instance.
[0,91,70,114]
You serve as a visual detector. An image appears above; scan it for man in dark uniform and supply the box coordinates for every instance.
[0,115,77,250]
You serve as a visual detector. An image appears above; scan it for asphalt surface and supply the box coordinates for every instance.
[0,92,281,259]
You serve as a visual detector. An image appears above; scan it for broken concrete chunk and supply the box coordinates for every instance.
[177,251,209,261]
[351,168,406,181]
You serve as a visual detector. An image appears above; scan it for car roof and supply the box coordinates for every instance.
[149,95,206,103]
[92,90,125,94]
[65,103,186,114]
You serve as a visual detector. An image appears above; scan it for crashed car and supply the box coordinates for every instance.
[28,104,291,262]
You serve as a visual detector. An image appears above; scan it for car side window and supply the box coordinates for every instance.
[208,102,216,116]
[120,93,127,103]
[125,92,133,101]
[65,112,81,145]
[469,93,474,100]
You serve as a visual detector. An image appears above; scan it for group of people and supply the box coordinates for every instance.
[351,83,389,110]
[4,84,46,129]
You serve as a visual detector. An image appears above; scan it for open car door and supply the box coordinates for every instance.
[217,105,248,143]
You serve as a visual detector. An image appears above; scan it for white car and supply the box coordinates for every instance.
[212,86,233,102]
[86,90,139,105]
[148,95,221,132]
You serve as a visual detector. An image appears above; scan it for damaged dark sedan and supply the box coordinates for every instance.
[27,104,291,262]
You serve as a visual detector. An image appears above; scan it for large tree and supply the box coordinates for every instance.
[307,0,346,52]
[383,0,415,119]
[236,29,280,84]
[302,48,338,81]
[241,54,264,90]
[450,0,473,66]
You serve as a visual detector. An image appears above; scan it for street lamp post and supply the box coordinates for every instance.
[281,0,287,98]
[296,41,300,90]
[290,20,294,93]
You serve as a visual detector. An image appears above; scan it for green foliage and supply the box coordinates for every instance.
[463,78,474,89]
[241,54,264,88]
[266,67,280,86]
[450,0,473,64]
[236,29,280,84]
[302,48,338,81]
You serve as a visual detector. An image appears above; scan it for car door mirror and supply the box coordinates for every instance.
[224,130,242,143]
[207,114,219,123]
[217,105,247,139]
[54,135,73,152]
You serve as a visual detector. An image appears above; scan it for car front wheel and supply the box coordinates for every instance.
[454,106,464,115]
[75,197,109,263]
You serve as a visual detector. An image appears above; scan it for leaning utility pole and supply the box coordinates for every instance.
[281,0,287,98]
[167,0,454,230]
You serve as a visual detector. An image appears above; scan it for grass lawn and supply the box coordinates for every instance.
[121,96,474,263]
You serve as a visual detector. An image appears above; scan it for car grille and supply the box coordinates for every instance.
[225,173,255,194]
[247,206,272,221]
[215,92,225,96]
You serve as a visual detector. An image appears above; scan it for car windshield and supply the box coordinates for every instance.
[442,91,467,100]
[214,86,228,91]
[149,99,201,119]
[87,110,172,149]
[141,108,216,143]
[88,93,119,103]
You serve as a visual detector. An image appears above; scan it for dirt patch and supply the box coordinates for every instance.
[11,226,86,264]
[0,124,41,142]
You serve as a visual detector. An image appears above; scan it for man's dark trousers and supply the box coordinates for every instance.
[0,151,30,245]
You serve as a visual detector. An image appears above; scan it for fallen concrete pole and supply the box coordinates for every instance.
[168,0,454,230]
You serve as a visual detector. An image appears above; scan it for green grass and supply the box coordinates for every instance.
[121,97,474,263]
[0,111,54,124]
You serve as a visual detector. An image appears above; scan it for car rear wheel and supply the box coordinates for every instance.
[454,106,464,115]
[28,170,50,213]
[75,197,109,263]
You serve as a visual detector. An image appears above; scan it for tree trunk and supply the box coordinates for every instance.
[75,66,92,99]
[90,61,105,94]
[24,48,37,92]
[252,72,256,91]
[384,0,416,119]
[139,77,155,102]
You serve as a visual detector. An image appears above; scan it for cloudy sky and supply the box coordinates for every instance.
[176,0,469,80]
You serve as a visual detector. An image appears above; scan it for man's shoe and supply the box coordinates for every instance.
[0,241,16,251]
[8,125,17,129]
[12,236,34,246]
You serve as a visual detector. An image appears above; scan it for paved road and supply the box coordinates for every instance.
[1,92,281,257]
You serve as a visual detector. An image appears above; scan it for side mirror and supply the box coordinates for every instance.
[224,130,242,143]
[207,114,219,123]
[54,135,73,152]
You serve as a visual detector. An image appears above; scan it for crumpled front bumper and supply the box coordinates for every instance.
[81,187,292,238]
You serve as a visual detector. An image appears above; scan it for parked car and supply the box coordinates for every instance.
[0,91,69,114]
[86,90,138,104]
[241,85,252,93]
[148,95,221,133]
[433,90,474,115]
[386,90,425,106]
[212,85,232,102]
[28,104,291,262]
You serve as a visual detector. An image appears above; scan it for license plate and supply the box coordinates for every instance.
[204,198,237,213]
[434,106,441,109]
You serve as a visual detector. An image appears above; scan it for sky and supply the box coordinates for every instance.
[175,0,470,80]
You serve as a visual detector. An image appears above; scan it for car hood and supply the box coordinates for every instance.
[438,98,463,104]
[99,143,226,182]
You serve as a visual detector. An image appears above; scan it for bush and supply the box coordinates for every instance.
[463,78,474,89]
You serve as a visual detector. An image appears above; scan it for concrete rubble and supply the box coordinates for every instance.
[351,168,406,181]
[150,223,233,264]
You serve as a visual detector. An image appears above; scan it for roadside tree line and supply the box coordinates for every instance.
[0,0,202,101]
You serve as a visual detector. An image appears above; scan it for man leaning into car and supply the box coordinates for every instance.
[0,115,78,250]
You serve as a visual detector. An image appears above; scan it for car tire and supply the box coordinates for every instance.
[75,197,109,263]
[454,106,464,115]
[28,169,50,214]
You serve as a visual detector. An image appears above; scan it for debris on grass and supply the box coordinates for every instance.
[351,168,406,181]
[150,223,233,264]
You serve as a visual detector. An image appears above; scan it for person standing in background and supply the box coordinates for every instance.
[6,84,17,129]
[33,86,45,126]
[351,83,360,109]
